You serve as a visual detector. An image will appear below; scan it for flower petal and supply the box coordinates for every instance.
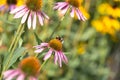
[27,12,32,29]
[54,51,58,65]
[5,70,19,80]
[14,8,28,18]
[70,7,75,18]
[33,43,48,49]
[60,52,68,64]
[33,12,37,29]
[0,5,5,11]
[37,12,44,26]
[41,11,49,19]
[61,5,69,14]
[77,8,87,21]
[17,74,25,80]
[29,76,37,80]
[3,70,15,78]
[21,10,29,24]
[34,48,44,53]
[57,52,62,67]
[10,5,26,14]
[53,2,68,10]
[43,49,53,60]
[9,5,16,11]
[75,8,86,21]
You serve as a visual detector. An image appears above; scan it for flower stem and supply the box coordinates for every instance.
[39,59,48,71]
[48,7,71,40]
[0,24,25,79]
[8,24,23,52]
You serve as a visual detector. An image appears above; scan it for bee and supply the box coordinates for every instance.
[56,36,64,43]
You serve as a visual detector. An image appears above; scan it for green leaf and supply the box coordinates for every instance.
[3,47,26,69]
[34,32,42,45]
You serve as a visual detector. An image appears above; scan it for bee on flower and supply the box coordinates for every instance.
[10,0,49,29]
[34,37,68,67]
[3,57,41,80]
[53,0,86,21]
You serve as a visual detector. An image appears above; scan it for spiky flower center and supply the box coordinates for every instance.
[25,0,42,11]
[7,0,17,5]
[66,0,81,7]
[49,39,62,51]
[19,57,40,76]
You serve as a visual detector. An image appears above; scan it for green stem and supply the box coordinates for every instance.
[39,59,48,71]
[48,7,71,41]
[0,24,24,79]
[8,24,23,52]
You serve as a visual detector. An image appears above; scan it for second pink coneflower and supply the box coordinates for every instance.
[53,0,86,21]
[10,0,49,29]
[34,37,68,67]
[3,57,41,80]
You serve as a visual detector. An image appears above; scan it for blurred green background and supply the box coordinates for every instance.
[0,0,120,80]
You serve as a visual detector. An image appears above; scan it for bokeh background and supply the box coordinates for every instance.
[0,0,120,80]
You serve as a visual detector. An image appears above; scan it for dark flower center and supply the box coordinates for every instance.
[7,0,17,5]
[49,39,62,51]
[19,57,40,76]
[25,0,42,11]
[66,0,81,7]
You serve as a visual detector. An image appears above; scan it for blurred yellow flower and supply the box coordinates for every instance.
[92,16,120,36]
[0,0,6,5]
[0,0,24,6]
[77,43,86,55]
[98,3,120,18]
[16,0,24,6]
[0,0,24,13]
[114,0,120,2]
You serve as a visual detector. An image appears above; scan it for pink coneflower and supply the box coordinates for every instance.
[10,0,49,29]
[3,57,41,80]
[53,0,86,21]
[34,37,68,67]
[0,0,18,12]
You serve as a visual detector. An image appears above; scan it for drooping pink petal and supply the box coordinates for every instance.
[57,3,68,11]
[5,70,20,80]
[33,43,48,49]
[33,12,37,29]
[57,52,62,67]
[17,74,25,80]
[75,8,81,20]
[27,12,32,29]
[14,8,28,18]
[10,5,26,14]
[61,5,69,14]
[44,49,53,60]
[0,5,5,11]
[29,76,37,80]
[53,2,68,10]
[60,52,68,64]
[34,48,45,53]
[41,11,49,19]
[40,43,49,46]
[21,10,30,23]
[70,7,75,18]
[3,70,16,78]
[9,5,16,11]
[54,51,58,65]
[77,8,86,21]
[37,12,44,26]
[75,8,86,21]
